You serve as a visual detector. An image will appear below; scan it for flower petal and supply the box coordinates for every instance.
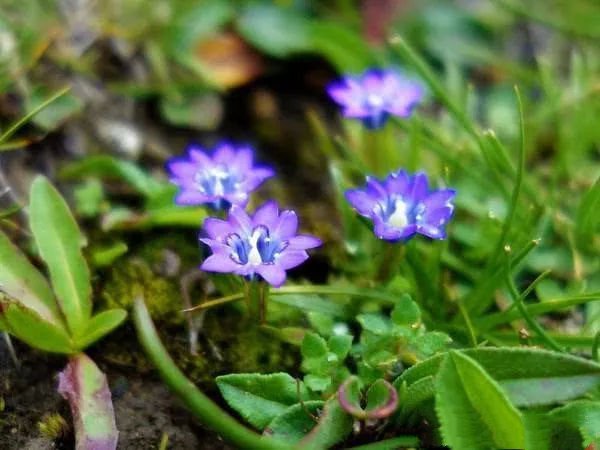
[345,189,377,216]
[203,217,234,239]
[410,172,429,202]
[253,200,279,228]
[277,250,309,270]
[256,264,287,287]
[200,254,239,273]
[175,190,212,205]
[274,210,298,239]
[288,235,322,250]
[228,205,253,235]
[166,159,197,179]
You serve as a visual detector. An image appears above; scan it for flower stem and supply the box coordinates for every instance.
[245,279,269,324]
[133,297,294,450]
[376,243,405,283]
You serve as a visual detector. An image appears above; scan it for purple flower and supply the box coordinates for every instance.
[327,68,423,129]
[166,141,275,209]
[345,170,455,241]
[199,201,322,287]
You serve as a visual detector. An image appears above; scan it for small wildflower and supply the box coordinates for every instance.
[166,141,274,209]
[327,68,423,129]
[199,201,322,287]
[345,170,455,241]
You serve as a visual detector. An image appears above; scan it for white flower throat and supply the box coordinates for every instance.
[387,197,409,229]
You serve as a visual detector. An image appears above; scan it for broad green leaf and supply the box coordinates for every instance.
[523,411,553,450]
[396,376,436,420]
[236,4,310,58]
[75,309,127,350]
[302,332,328,359]
[435,351,525,449]
[60,155,163,198]
[413,332,452,358]
[299,399,353,450]
[395,347,600,406]
[391,294,421,326]
[216,373,311,430]
[30,176,91,336]
[58,353,118,449]
[550,400,600,448]
[309,21,371,72]
[0,296,73,353]
[264,401,324,444]
[0,231,62,327]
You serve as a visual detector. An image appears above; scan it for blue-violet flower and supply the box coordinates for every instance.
[327,68,423,129]
[346,170,455,241]
[166,141,275,208]
[200,201,322,287]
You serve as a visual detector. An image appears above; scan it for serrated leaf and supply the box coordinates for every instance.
[435,351,525,449]
[413,331,452,358]
[396,376,436,420]
[395,347,600,406]
[0,231,62,327]
[304,375,331,393]
[75,309,127,350]
[0,296,74,353]
[391,294,421,326]
[216,373,311,430]
[550,400,600,447]
[30,177,91,336]
[302,332,328,359]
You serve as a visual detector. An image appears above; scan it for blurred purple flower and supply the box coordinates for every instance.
[166,141,274,209]
[346,170,455,241]
[199,201,322,287]
[327,68,423,129]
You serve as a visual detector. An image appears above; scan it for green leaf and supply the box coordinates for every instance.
[435,351,525,449]
[302,332,328,359]
[272,294,350,318]
[337,376,364,418]
[309,21,372,72]
[550,400,600,447]
[365,379,398,419]
[0,231,63,327]
[357,313,393,335]
[264,400,323,444]
[0,296,74,354]
[299,399,353,450]
[391,294,421,326]
[27,88,83,131]
[395,347,600,407]
[75,309,127,350]
[328,335,352,360]
[237,4,310,58]
[216,373,311,430]
[396,376,436,420]
[30,177,92,337]
[304,375,331,393]
[413,331,452,358]
[60,155,164,199]
[575,176,600,252]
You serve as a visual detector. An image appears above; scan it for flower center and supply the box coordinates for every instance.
[227,226,288,266]
[195,165,240,197]
[366,94,384,108]
[387,197,409,229]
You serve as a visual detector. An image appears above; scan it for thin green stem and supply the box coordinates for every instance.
[0,86,71,143]
[457,299,478,347]
[184,284,403,313]
[133,297,295,450]
[593,332,600,362]
[505,259,563,352]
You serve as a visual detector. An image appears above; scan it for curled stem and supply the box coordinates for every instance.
[133,297,295,450]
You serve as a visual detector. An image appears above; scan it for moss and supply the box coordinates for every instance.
[38,413,68,440]
[101,258,184,325]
